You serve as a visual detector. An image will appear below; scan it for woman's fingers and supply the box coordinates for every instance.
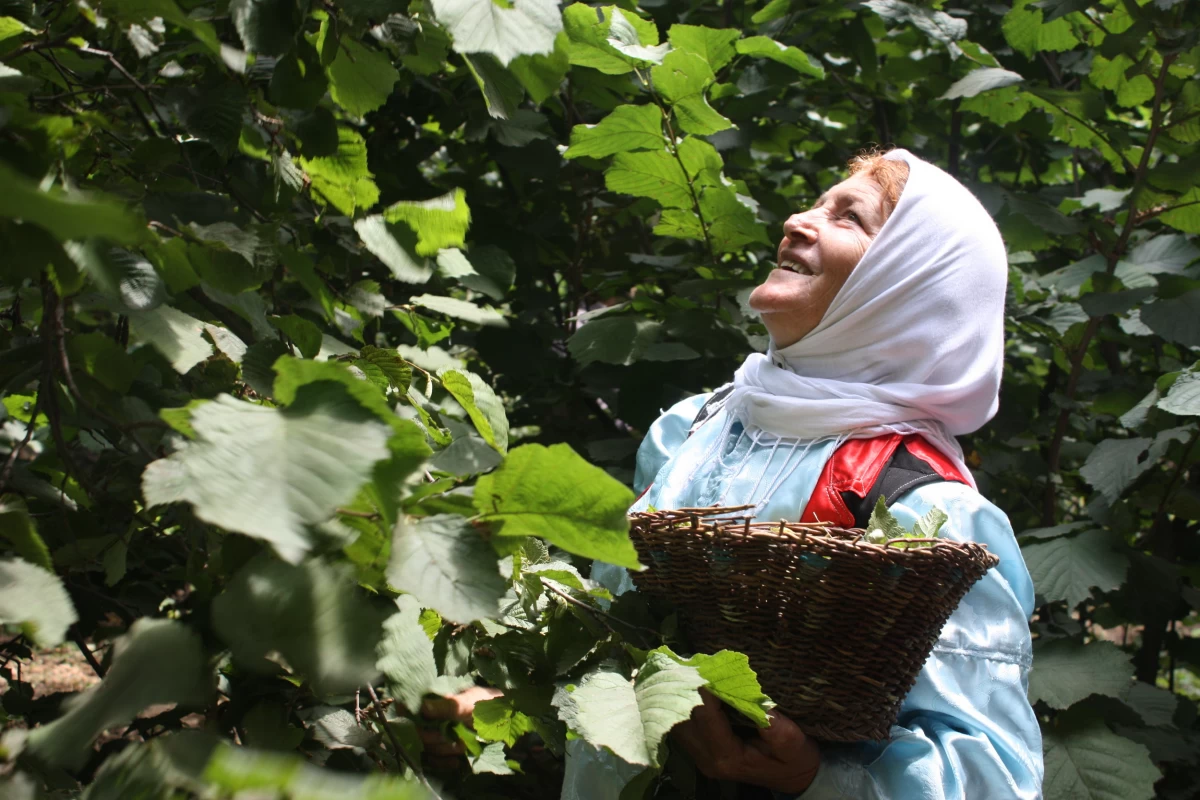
[420,686,504,724]
[673,691,749,782]
[757,708,809,756]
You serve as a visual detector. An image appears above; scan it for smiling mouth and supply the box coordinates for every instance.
[778,259,816,276]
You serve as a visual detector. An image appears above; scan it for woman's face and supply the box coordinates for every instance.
[748,172,889,348]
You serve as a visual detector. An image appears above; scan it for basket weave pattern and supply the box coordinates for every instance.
[627,506,1000,742]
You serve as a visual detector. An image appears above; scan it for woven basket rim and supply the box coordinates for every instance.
[629,505,999,562]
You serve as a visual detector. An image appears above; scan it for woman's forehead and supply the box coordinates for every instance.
[814,173,885,208]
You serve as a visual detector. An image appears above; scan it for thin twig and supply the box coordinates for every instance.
[0,394,40,495]
[543,582,660,638]
[364,685,442,799]
[72,631,107,679]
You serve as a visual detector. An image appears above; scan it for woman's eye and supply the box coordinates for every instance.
[845,211,860,224]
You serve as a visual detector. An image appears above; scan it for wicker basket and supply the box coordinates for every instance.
[627,505,1000,742]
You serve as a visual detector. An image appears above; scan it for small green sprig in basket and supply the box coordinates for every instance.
[863,497,948,549]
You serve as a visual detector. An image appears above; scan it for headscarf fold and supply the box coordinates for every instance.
[724,150,1007,486]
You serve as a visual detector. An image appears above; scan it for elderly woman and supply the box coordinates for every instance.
[564,149,1043,799]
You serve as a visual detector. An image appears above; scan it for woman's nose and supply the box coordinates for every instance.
[782,211,818,243]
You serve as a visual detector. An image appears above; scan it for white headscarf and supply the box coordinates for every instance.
[725,149,1007,486]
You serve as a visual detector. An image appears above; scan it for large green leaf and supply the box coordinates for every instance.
[0,163,146,245]
[430,0,561,65]
[354,216,433,283]
[438,368,509,452]
[1042,710,1160,800]
[666,24,740,71]
[1078,437,1156,504]
[142,385,393,563]
[298,128,381,216]
[655,648,774,727]
[474,443,640,569]
[568,317,662,366]
[651,50,731,136]
[734,36,823,78]
[1028,639,1133,709]
[1021,530,1129,608]
[377,594,437,714]
[127,305,215,374]
[1158,371,1200,416]
[605,149,694,209]
[0,557,77,647]
[1141,290,1200,348]
[564,104,664,159]
[230,0,298,56]
[553,652,705,767]
[473,696,533,747]
[0,495,54,571]
[213,556,387,694]
[27,619,209,768]
[940,67,1024,100]
[387,514,506,623]
[412,294,507,327]
[327,39,399,117]
[383,190,471,256]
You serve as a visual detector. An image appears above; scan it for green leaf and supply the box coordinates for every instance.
[568,317,662,366]
[912,506,948,539]
[0,557,76,647]
[1042,709,1161,800]
[939,67,1024,100]
[1079,437,1162,503]
[327,39,400,118]
[298,128,381,216]
[1028,639,1133,709]
[474,443,640,569]
[230,0,298,56]
[387,514,507,623]
[0,497,53,572]
[66,243,166,312]
[864,0,967,45]
[605,150,693,208]
[553,652,705,767]
[270,42,328,110]
[1158,371,1200,416]
[383,189,471,256]
[1001,0,1079,59]
[377,595,438,714]
[430,0,562,65]
[562,3,636,75]
[439,368,509,452]
[412,294,508,328]
[269,315,323,359]
[651,50,731,135]
[565,104,664,159]
[0,163,146,245]
[666,24,740,71]
[68,331,136,394]
[1160,188,1200,235]
[604,8,669,64]
[1125,235,1199,276]
[734,36,823,78]
[359,346,412,393]
[656,648,774,727]
[1021,530,1129,608]
[867,496,907,538]
[474,696,533,746]
[354,216,434,283]
[470,741,515,775]
[1140,290,1200,348]
[26,619,208,769]
[306,706,377,750]
[213,556,387,694]
[695,186,769,252]
[128,305,215,374]
[142,385,393,563]
[509,32,570,103]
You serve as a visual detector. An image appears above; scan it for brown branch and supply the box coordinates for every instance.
[72,631,107,679]
[1040,53,1179,526]
[364,685,442,798]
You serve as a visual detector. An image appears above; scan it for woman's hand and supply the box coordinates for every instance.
[418,686,504,766]
[672,691,820,794]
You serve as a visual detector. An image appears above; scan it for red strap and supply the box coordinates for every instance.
[800,434,968,525]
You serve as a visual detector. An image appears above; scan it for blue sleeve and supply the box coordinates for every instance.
[794,482,1043,800]
[633,393,711,495]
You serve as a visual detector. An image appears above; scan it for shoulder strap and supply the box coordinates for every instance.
[800,434,969,528]
[687,384,735,437]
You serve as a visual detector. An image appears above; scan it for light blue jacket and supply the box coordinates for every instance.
[563,393,1043,800]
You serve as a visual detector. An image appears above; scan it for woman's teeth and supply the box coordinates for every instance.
[779,260,814,276]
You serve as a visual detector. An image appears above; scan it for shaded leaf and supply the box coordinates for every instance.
[0,557,76,647]
[387,514,506,623]
[1021,530,1129,608]
[1028,639,1133,709]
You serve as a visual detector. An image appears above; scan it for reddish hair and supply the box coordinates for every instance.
[848,149,910,218]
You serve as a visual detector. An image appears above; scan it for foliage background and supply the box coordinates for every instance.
[1,0,1199,797]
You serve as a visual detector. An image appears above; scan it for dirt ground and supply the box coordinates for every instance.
[0,640,102,699]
